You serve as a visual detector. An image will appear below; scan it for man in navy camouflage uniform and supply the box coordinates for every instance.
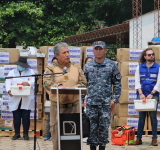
[83,41,121,150]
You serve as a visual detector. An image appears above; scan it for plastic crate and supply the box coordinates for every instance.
[134,99,157,111]
[10,86,31,96]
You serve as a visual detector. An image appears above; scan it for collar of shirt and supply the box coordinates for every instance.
[93,57,106,67]
[143,61,155,68]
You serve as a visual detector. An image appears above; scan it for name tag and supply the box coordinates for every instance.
[64,76,69,80]
[150,74,157,77]
[140,74,145,77]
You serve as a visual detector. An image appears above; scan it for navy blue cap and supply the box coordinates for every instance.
[93,41,106,49]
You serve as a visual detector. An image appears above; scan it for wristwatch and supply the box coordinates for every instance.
[150,92,154,95]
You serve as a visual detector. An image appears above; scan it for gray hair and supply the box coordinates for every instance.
[53,42,68,55]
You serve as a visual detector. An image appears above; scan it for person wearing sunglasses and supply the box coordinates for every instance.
[133,48,160,146]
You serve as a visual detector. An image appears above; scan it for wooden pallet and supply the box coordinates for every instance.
[0,130,41,137]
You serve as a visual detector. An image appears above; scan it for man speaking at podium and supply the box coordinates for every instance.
[43,42,87,150]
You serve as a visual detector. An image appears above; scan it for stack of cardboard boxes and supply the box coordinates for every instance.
[111,48,147,131]
[0,49,44,136]
[0,48,20,132]
[111,47,160,133]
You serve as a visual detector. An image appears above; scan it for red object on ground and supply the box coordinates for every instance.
[111,126,135,146]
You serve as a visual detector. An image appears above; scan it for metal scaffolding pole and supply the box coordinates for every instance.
[132,0,142,48]
[154,0,160,37]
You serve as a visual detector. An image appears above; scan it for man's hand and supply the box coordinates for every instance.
[22,82,30,86]
[110,100,115,113]
[140,94,145,100]
[146,94,153,99]
[8,90,13,97]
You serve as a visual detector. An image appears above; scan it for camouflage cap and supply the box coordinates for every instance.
[93,41,106,49]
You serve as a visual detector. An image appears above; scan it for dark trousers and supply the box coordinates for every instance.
[12,100,31,134]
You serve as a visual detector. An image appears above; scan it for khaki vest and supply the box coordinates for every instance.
[49,64,79,104]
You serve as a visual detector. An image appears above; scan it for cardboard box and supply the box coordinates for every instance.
[82,46,94,66]
[121,76,135,90]
[0,48,19,64]
[118,61,139,76]
[111,103,117,115]
[41,46,83,69]
[117,48,144,62]
[70,58,83,68]
[114,116,147,130]
[27,57,44,74]
[115,104,139,117]
[0,64,17,78]
[118,61,160,77]
[0,118,13,130]
[119,90,136,104]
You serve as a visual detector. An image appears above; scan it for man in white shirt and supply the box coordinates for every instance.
[5,56,35,140]
[133,48,160,146]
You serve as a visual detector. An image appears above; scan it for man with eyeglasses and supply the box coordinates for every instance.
[133,48,160,146]
[83,41,121,150]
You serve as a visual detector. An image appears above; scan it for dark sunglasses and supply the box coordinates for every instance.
[147,53,155,56]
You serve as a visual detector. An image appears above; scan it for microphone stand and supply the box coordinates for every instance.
[5,72,64,150]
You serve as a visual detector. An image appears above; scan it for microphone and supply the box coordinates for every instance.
[63,67,67,75]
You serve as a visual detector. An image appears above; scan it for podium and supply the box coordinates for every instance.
[50,87,87,150]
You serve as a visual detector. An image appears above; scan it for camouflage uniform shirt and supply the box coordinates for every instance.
[83,57,121,105]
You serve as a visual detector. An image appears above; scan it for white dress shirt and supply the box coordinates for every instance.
[5,68,35,111]
[135,65,160,92]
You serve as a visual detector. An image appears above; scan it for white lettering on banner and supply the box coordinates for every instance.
[30,109,38,119]
[129,63,139,74]
[2,101,9,106]
[68,47,81,59]
[86,47,95,58]
[128,104,139,115]
[48,47,54,66]
[1,109,38,120]
[128,91,137,102]
[5,120,13,127]
[0,52,9,64]
[27,59,37,70]
[128,77,135,89]
[0,83,7,94]
[1,110,13,119]
[157,104,160,112]
[2,95,9,101]
[70,59,80,64]
[129,50,143,61]
[4,65,17,77]
[127,118,139,129]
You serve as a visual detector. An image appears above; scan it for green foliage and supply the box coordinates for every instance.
[0,0,155,49]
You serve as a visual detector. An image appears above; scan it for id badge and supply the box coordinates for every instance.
[64,76,68,80]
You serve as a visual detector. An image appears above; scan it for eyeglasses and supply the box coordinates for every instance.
[147,53,155,56]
